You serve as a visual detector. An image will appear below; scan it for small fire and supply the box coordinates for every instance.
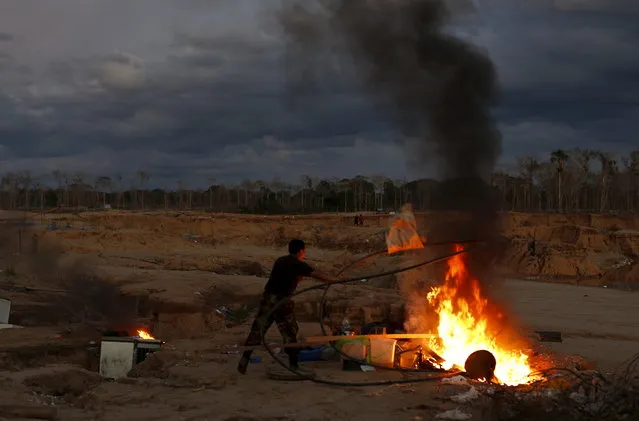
[137,329,155,340]
[386,209,537,386]
[387,204,425,254]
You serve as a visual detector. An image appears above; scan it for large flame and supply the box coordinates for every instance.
[426,246,534,385]
[386,208,536,386]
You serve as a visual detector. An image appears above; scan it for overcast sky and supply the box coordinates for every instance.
[0,0,637,188]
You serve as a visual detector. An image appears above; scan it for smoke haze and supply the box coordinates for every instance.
[280,0,501,180]
[280,0,504,279]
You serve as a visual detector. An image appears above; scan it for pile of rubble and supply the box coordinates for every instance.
[436,354,639,421]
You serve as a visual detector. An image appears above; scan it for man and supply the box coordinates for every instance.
[238,239,340,375]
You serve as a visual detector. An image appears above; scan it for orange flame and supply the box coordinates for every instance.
[386,205,425,254]
[385,209,536,386]
[426,246,534,385]
[137,329,155,340]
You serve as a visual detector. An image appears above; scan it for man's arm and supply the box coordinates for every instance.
[309,270,340,283]
[298,260,340,283]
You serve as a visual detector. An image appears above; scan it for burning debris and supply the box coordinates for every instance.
[136,329,155,340]
[383,206,539,385]
[386,204,425,254]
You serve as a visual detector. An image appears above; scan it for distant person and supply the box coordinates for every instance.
[238,239,340,375]
[358,214,365,226]
[353,215,359,226]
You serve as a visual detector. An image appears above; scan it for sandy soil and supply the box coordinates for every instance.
[494,279,639,370]
[0,210,637,420]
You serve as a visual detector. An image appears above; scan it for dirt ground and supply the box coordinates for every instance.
[0,210,637,420]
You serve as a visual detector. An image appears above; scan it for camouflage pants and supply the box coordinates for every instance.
[243,292,299,363]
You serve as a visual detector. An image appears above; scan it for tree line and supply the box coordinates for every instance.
[1,148,637,214]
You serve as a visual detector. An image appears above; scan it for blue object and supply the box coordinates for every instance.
[250,356,262,363]
[299,347,324,362]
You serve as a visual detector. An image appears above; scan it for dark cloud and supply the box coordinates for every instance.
[548,0,639,14]
[0,0,636,187]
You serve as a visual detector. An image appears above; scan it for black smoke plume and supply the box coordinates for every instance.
[280,0,504,281]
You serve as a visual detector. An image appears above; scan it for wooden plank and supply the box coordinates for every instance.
[304,334,438,342]
[236,333,438,351]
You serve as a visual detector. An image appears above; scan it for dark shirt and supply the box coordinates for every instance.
[264,255,314,297]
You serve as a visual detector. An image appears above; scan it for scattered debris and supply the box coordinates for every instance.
[478,354,639,420]
[435,408,472,420]
[215,306,233,319]
[442,375,468,385]
[450,387,479,403]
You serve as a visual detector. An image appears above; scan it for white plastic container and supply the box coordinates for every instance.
[99,337,162,379]
[369,338,397,368]
[339,339,369,362]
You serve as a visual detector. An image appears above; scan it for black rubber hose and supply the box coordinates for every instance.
[314,241,485,377]
[259,243,484,386]
[318,240,487,352]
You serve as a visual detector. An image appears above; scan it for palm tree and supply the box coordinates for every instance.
[572,148,596,210]
[517,156,540,210]
[550,149,569,212]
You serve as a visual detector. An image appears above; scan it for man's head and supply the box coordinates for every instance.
[288,239,306,260]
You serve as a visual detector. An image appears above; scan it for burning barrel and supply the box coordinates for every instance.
[464,350,497,381]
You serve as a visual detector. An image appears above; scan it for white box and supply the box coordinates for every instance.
[99,337,162,379]
[0,298,10,324]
